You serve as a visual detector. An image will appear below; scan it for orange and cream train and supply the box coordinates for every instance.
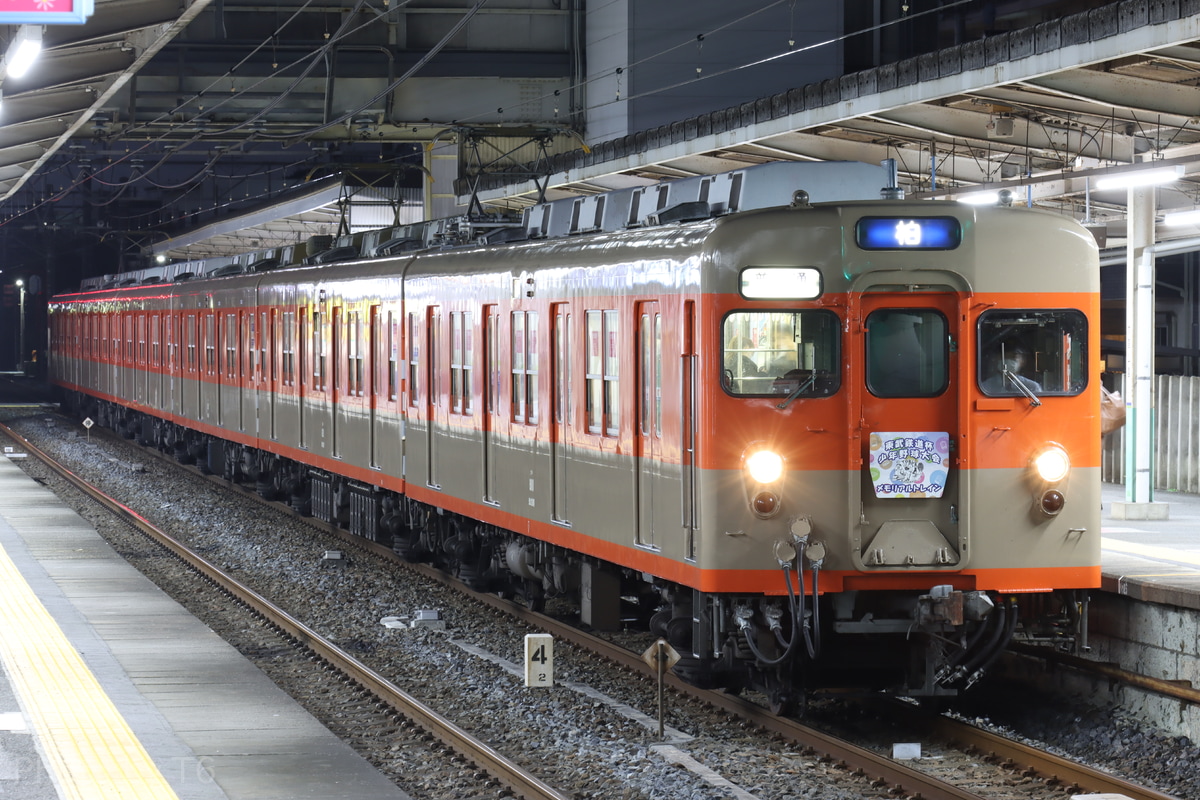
[48,163,1100,711]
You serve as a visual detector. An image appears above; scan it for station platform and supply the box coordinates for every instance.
[1102,482,1200,610]
[0,452,411,799]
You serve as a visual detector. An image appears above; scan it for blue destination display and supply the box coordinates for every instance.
[856,216,961,250]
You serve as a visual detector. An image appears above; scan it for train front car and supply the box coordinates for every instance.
[688,196,1100,710]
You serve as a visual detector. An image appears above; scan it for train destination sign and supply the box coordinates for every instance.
[855,216,961,250]
[739,267,822,300]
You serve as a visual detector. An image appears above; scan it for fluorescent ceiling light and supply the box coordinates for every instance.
[1164,208,1200,227]
[4,26,42,80]
[1095,165,1184,191]
[958,191,1000,205]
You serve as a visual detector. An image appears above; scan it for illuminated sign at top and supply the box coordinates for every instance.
[0,0,94,24]
[855,216,962,251]
[739,267,822,300]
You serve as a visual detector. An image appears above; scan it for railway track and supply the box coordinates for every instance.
[2,415,1184,800]
[0,421,571,800]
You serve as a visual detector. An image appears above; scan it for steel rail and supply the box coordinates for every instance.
[0,423,572,800]
[913,708,1181,800]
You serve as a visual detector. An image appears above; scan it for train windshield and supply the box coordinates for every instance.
[865,309,949,398]
[722,310,840,396]
[977,309,1087,397]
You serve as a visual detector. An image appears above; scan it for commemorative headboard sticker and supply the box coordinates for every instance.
[869,432,950,499]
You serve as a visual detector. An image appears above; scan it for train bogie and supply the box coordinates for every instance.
[49,164,1101,702]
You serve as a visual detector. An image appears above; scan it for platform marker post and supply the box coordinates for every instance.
[524,633,553,687]
[642,638,680,739]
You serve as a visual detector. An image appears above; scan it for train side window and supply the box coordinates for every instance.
[511,310,538,424]
[138,315,147,364]
[187,314,198,372]
[387,311,398,401]
[429,310,441,406]
[258,312,267,382]
[408,312,420,406]
[150,315,159,366]
[346,310,361,396]
[225,314,238,378]
[978,309,1087,396]
[485,308,499,414]
[463,311,473,414]
[604,310,619,435]
[313,310,325,391]
[205,313,217,374]
[722,310,840,397]
[282,311,296,386]
[452,311,472,414]
[586,310,620,434]
[246,314,255,381]
[866,309,948,398]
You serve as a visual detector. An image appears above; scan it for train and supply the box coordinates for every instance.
[47,161,1101,712]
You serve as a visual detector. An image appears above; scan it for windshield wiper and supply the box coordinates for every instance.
[1003,367,1042,407]
[776,372,818,410]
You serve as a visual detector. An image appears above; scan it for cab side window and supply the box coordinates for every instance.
[978,310,1087,396]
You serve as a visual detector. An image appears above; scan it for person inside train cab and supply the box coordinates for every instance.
[764,322,799,377]
[724,336,761,379]
[981,340,1042,395]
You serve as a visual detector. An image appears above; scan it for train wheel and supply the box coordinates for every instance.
[767,687,803,717]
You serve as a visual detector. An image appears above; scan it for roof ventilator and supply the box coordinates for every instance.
[646,200,713,226]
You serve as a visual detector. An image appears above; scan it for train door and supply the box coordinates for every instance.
[232,311,244,432]
[267,309,278,441]
[298,307,308,449]
[122,314,133,403]
[185,312,199,420]
[135,313,146,408]
[150,314,162,413]
[425,306,440,488]
[244,311,256,435]
[482,306,499,504]
[635,301,663,549]
[369,304,381,469]
[681,300,697,560]
[165,313,177,417]
[551,304,571,523]
[853,287,964,570]
[331,304,342,459]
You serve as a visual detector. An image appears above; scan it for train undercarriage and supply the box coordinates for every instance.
[71,393,1089,715]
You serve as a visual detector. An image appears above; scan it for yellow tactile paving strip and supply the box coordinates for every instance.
[1103,537,1200,568]
[0,542,179,800]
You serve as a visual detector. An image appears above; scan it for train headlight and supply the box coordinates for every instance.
[746,450,784,484]
[1032,444,1071,483]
